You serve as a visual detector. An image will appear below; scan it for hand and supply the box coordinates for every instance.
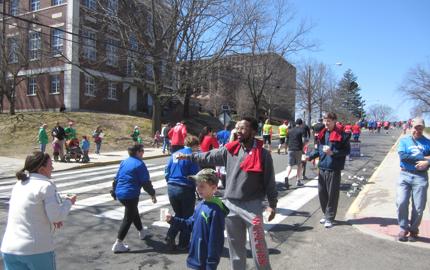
[165,213,172,223]
[67,194,77,205]
[265,207,276,222]
[415,160,429,170]
[53,221,63,229]
[151,195,157,204]
[324,149,333,156]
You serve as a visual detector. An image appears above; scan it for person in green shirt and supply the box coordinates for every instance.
[277,120,289,154]
[131,126,141,144]
[64,121,77,141]
[38,124,49,153]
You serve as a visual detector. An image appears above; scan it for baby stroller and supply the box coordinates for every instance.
[65,138,82,162]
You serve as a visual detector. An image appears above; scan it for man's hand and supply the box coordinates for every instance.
[151,195,157,204]
[416,160,429,170]
[265,207,276,222]
[165,213,172,223]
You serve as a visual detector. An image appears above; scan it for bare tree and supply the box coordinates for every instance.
[398,61,430,114]
[241,0,314,119]
[296,60,331,125]
[367,104,395,121]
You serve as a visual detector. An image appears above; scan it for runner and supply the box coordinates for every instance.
[262,119,273,152]
[277,120,289,155]
[284,119,305,188]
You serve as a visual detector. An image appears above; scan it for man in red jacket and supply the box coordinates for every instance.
[169,121,187,153]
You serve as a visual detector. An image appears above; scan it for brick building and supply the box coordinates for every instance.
[193,53,296,121]
[0,0,169,114]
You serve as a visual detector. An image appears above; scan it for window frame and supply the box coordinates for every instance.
[107,0,118,16]
[51,28,64,56]
[50,74,61,94]
[107,82,117,100]
[106,38,118,67]
[52,0,64,6]
[81,29,97,61]
[30,0,41,11]
[10,0,19,15]
[27,77,37,96]
[84,75,96,97]
[28,31,41,60]
[83,0,96,10]
[8,37,19,64]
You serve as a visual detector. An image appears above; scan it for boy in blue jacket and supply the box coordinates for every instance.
[166,168,229,270]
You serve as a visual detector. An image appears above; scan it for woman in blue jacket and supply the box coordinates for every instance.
[112,144,157,253]
[165,136,200,251]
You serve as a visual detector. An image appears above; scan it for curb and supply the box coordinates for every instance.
[0,154,168,180]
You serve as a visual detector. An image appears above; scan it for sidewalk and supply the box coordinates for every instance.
[346,134,430,249]
[0,147,167,179]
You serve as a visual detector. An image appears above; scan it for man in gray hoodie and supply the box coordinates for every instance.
[177,116,277,270]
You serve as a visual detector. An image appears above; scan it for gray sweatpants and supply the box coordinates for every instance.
[224,199,271,270]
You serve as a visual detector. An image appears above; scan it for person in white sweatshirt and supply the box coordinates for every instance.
[1,151,77,270]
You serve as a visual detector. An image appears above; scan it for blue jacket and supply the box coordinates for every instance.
[165,147,199,189]
[216,130,230,146]
[81,140,90,151]
[309,130,350,171]
[115,156,154,200]
[170,197,229,270]
[398,135,430,171]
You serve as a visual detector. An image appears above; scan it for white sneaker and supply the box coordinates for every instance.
[319,218,326,224]
[139,229,149,240]
[324,220,333,228]
[112,241,130,253]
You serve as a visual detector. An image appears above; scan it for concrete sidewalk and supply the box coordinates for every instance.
[346,134,430,249]
[0,147,167,179]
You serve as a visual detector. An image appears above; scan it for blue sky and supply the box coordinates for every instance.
[289,0,430,120]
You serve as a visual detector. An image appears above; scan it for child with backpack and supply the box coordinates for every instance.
[165,169,229,270]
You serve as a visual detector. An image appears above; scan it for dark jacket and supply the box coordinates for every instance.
[170,197,229,270]
[309,129,350,171]
[287,127,304,151]
[52,126,66,140]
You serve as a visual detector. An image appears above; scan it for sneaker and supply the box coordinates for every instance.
[139,229,149,240]
[277,148,281,155]
[408,231,418,242]
[296,180,304,187]
[319,218,326,224]
[284,177,290,189]
[112,241,130,253]
[397,230,408,242]
[324,220,333,228]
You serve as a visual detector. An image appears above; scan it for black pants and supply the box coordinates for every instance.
[318,169,341,221]
[117,198,142,240]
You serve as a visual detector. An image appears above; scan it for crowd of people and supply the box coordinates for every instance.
[5,113,428,270]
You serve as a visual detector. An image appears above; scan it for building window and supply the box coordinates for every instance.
[145,63,153,80]
[106,38,118,66]
[50,75,61,94]
[107,82,117,100]
[51,28,64,55]
[8,38,19,64]
[28,31,41,60]
[107,0,118,16]
[30,0,40,11]
[10,0,19,15]
[52,0,64,6]
[82,29,96,61]
[83,0,96,10]
[27,77,37,95]
[127,35,138,76]
[84,75,96,96]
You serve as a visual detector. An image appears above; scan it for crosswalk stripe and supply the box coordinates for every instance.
[94,195,170,220]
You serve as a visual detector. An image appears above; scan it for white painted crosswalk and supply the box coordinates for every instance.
[0,162,318,232]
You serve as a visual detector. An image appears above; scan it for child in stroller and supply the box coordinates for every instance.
[65,138,83,162]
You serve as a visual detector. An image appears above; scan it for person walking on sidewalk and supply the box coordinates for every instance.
[92,126,103,154]
[164,136,200,251]
[112,144,157,253]
[51,122,66,162]
[308,112,350,228]
[169,121,187,153]
[1,152,77,270]
[176,116,277,270]
[396,117,430,242]
[284,119,305,188]
[161,123,171,154]
[38,123,49,153]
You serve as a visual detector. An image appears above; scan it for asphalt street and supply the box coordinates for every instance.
[0,129,428,270]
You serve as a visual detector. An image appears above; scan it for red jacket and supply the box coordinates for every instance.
[200,136,219,152]
[352,125,361,134]
[168,123,187,146]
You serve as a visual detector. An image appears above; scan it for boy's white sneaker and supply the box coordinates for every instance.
[319,218,326,224]
[324,220,333,228]
[112,241,130,253]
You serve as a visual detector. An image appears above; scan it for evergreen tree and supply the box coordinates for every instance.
[336,69,366,121]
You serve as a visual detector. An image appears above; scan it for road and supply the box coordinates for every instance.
[0,129,428,270]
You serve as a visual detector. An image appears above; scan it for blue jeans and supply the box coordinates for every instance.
[162,138,170,154]
[40,144,46,153]
[95,142,101,154]
[3,251,56,270]
[396,171,429,233]
[167,183,195,247]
